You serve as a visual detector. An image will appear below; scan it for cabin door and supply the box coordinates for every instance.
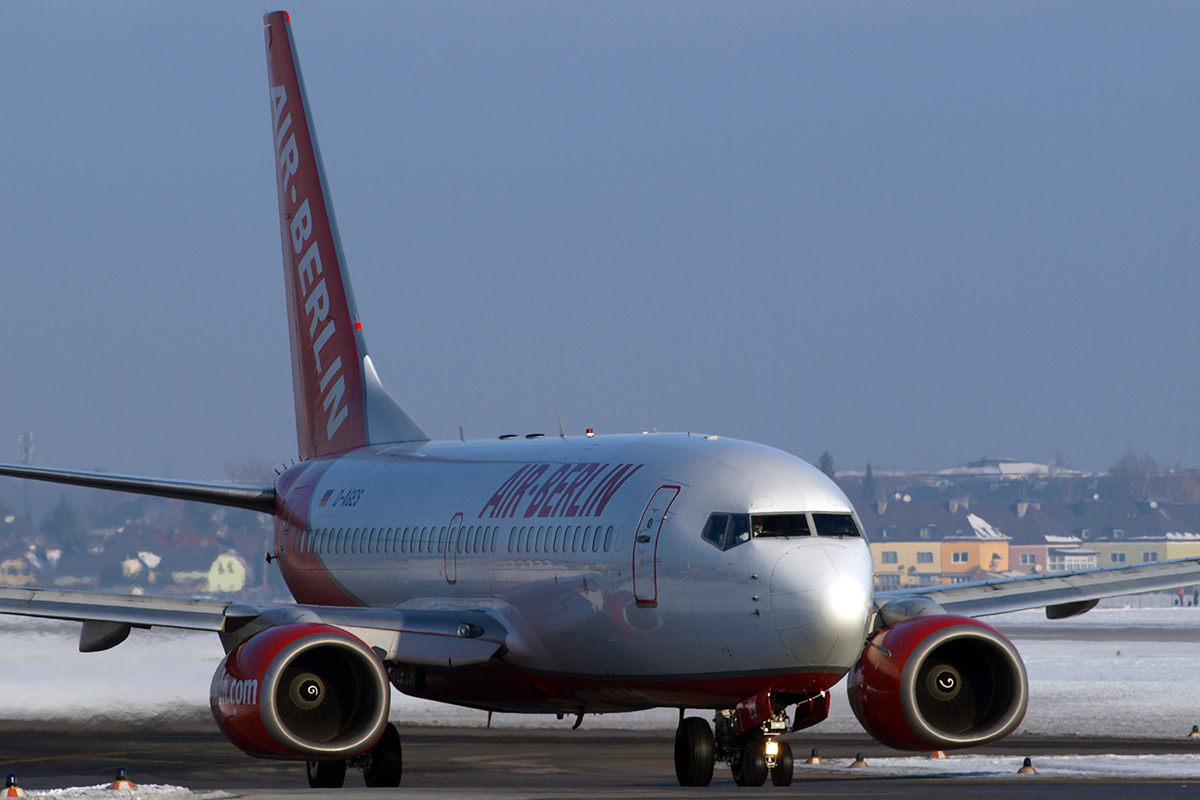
[444,512,463,584]
[633,485,680,606]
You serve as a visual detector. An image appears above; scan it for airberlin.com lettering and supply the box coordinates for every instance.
[478,463,643,519]
[212,673,259,707]
[270,83,348,441]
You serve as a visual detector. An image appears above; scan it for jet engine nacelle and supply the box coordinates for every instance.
[210,622,390,760]
[847,614,1028,751]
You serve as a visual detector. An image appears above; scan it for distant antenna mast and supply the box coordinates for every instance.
[556,410,568,441]
[17,433,33,520]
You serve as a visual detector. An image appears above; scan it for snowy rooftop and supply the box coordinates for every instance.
[964,513,1010,540]
[935,458,1085,478]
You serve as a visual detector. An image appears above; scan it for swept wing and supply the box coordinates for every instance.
[0,463,274,514]
[0,587,506,667]
[874,556,1200,618]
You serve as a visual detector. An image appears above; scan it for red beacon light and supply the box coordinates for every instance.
[585,429,594,438]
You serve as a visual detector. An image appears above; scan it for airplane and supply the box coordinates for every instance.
[2,10,1200,789]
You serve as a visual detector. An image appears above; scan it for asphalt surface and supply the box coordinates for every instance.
[3,725,1200,799]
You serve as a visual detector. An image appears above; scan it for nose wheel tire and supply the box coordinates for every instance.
[733,740,767,787]
[306,759,346,788]
[770,741,794,786]
[363,723,403,787]
[673,717,715,786]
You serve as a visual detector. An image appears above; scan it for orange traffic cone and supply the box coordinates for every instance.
[929,750,948,759]
[109,768,136,790]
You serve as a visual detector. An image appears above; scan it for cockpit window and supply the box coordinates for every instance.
[700,513,752,551]
[729,514,751,546]
[812,513,862,538]
[751,514,811,538]
[701,514,728,548]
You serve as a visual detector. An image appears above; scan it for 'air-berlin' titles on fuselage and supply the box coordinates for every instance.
[270,83,348,440]
[478,463,644,520]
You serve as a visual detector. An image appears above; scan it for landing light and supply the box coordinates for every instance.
[764,740,779,756]
[822,577,869,627]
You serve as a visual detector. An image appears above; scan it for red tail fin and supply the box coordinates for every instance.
[264,12,427,460]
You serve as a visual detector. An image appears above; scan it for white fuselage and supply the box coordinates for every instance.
[274,433,873,714]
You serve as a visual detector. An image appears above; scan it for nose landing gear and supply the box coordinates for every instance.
[765,738,794,787]
[672,710,795,787]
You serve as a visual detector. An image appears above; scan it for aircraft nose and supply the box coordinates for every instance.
[769,540,872,669]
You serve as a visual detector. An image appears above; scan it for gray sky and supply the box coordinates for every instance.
[1,2,1196,482]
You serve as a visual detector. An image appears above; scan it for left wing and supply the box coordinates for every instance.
[0,587,507,667]
[874,556,1200,619]
[0,463,274,513]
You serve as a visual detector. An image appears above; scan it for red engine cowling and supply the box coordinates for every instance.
[847,614,1028,751]
[210,623,390,760]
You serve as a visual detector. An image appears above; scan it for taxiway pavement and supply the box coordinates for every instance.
[2,726,1199,799]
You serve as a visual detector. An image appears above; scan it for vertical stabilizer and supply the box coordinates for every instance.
[264,12,428,460]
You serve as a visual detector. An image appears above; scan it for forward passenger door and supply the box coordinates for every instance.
[633,485,680,606]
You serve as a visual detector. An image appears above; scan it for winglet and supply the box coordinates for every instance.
[263,12,428,460]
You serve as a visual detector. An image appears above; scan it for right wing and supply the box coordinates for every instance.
[0,587,507,667]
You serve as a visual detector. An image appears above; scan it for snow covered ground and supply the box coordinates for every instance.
[2,607,1200,735]
[18,786,232,800]
[988,603,1200,628]
[18,757,1200,788]
[785,753,1200,779]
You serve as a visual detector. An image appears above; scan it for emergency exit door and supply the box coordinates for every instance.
[633,485,680,606]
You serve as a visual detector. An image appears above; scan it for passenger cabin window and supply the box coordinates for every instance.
[751,514,811,538]
[700,513,752,551]
[812,513,862,538]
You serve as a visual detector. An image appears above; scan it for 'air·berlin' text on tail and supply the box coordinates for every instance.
[264,11,427,460]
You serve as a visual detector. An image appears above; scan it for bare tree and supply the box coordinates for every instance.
[41,493,86,555]
[224,457,279,485]
[817,451,836,480]
[860,463,877,503]
[1108,451,1158,501]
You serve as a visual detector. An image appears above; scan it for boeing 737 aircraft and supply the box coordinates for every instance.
[3,11,1200,789]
